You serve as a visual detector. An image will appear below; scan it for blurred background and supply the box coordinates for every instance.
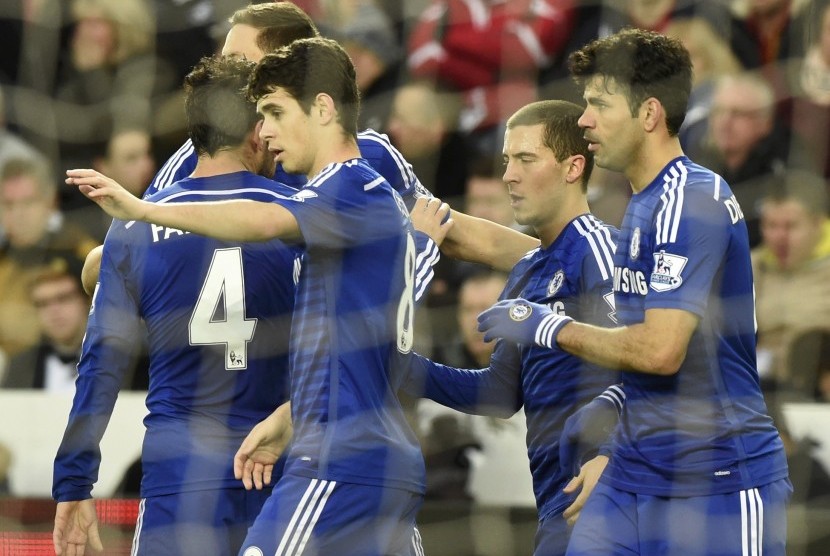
[1,1,830,554]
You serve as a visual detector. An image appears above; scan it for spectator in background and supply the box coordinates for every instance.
[788,1,830,180]
[1,261,89,393]
[0,157,97,359]
[0,85,47,171]
[728,0,810,76]
[86,125,156,239]
[407,0,577,151]
[696,71,814,246]
[433,270,508,370]
[386,79,468,207]
[464,156,519,231]
[334,0,402,131]
[49,0,176,224]
[0,442,10,494]
[663,16,743,159]
[752,171,830,396]
[787,329,830,403]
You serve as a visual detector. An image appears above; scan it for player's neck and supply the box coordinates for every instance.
[536,196,591,248]
[190,150,250,178]
[626,136,684,193]
[306,132,360,179]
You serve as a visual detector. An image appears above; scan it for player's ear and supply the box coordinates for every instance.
[251,120,266,151]
[314,93,336,125]
[641,97,662,133]
[565,154,586,184]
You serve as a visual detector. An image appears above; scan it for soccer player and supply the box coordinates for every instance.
[477,28,792,555]
[79,2,535,297]
[52,56,300,556]
[68,37,428,555]
[397,100,620,556]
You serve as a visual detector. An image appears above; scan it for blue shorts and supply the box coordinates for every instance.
[239,474,424,556]
[566,479,792,555]
[534,512,570,556]
[131,487,273,556]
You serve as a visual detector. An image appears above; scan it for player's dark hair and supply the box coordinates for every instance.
[184,56,258,156]
[247,37,360,138]
[507,100,594,191]
[568,28,692,136]
[229,2,319,54]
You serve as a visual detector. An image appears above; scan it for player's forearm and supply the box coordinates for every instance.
[142,200,300,242]
[556,321,687,376]
[442,211,538,271]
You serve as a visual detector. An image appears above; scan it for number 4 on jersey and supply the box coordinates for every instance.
[189,248,257,369]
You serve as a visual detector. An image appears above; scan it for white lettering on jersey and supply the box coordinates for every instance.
[551,300,566,315]
[724,194,744,224]
[150,224,189,243]
[613,267,648,295]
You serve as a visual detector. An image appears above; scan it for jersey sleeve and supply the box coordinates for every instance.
[357,130,432,210]
[52,224,145,501]
[143,139,197,199]
[645,187,730,317]
[397,340,523,417]
[414,231,440,304]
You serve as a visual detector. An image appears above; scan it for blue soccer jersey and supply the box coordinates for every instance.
[146,130,430,209]
[53,172,300,500]
[269,159,425,494]
[402,214,619,520]
[606,156,788,497]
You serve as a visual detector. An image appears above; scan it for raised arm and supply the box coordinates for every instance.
[67,169,302,243]
[442,210,538,272]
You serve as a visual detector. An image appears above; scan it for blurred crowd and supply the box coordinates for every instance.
[1,0,830,551]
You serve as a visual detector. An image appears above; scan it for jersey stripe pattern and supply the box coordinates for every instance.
[273,159,425,494]
[607,156,789,497]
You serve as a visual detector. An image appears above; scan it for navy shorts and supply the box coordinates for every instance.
[239,474,424,556]
[566,478,792,555]
[131,487,273,556]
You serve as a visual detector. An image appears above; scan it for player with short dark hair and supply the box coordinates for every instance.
[52,55,300,556]
[68,36,430,556]
[399,100,620,556]
[478,28,791,555]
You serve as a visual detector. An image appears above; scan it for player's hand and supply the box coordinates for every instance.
[234,402,293,490]
[559,387,622,477]
[410,197,453,246]
[53,499,103,555]
[477,298,572,347]
[66,169,148,222]
[562,454,608,526]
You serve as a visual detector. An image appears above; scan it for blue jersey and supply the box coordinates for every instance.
[271,159,425,494]
[402,214,619,519]
[53,172,300,500]
[607,156,788,497]
[146,130,430,210]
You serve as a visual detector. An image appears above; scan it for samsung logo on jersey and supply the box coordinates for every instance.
[150,224,190,243]
[613,267,648,295]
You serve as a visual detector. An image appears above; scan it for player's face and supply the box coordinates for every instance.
[579,76,643,173]
[257,88,315,176]
[502,124,572,234]
[222,24,265,62]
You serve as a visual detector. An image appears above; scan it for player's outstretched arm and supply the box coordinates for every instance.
[67,169,301,243]
[442,210,539,272]
[53,499,103,555]
[234,401,293,491]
